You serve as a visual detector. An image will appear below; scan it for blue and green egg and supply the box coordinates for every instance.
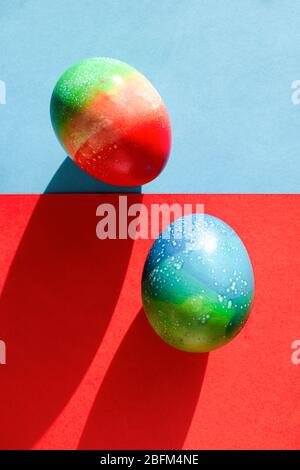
[142,214,254,352]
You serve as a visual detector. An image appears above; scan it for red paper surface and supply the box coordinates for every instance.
[0,194,299,450]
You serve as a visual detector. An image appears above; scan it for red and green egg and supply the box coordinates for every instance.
[50,57,171,186]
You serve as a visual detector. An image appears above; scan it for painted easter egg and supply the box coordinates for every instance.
[50,57,171,187]
[142,214,254,352]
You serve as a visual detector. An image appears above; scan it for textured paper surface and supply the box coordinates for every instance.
[0,194,299,450]
[1,1,300,193]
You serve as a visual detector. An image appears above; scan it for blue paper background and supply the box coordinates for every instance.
[0,0,300,193]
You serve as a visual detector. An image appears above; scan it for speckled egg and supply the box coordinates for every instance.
[50,57,171,187]
[142,214,254,352]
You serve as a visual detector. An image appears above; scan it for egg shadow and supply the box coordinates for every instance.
[78,309,209,450]
[0,157,141,449]
[45,157,142,194]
